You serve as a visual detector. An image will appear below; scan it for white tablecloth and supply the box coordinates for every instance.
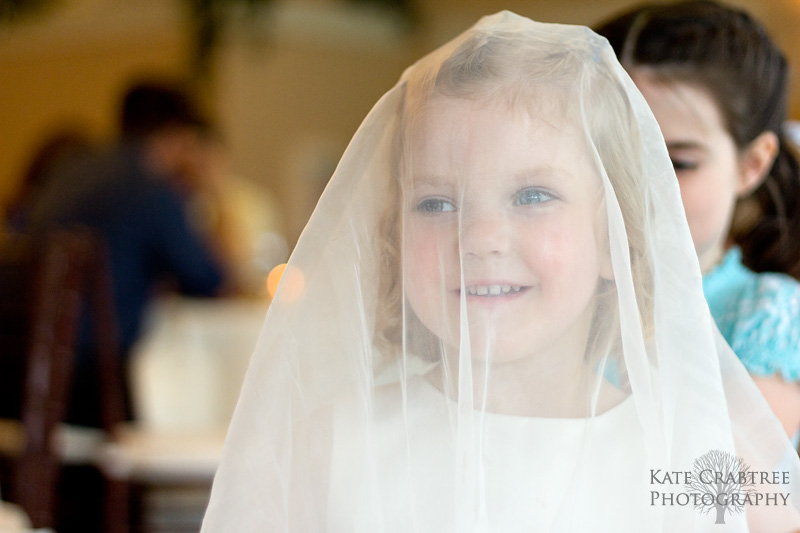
[131,296,268,431]
[99,296,268,482]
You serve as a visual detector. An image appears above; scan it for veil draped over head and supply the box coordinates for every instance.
[203,12,800,532]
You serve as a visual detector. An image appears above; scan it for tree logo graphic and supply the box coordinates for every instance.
[685,450,757,524]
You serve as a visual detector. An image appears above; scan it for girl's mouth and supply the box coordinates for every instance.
[462,284,527,297]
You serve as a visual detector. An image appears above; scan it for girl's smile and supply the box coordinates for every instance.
[459,283,527,297]
[455,282,531,312]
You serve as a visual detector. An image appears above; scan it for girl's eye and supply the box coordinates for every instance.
[515,188,555,206]
[671,159,699,173]
[415,198,456,213]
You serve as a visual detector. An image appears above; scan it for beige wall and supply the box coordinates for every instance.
[0,0,191,210]
[4,0,800,243]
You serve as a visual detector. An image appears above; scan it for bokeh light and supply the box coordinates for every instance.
[267,263,305,302]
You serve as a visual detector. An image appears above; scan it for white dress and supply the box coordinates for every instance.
[327,375,657,532]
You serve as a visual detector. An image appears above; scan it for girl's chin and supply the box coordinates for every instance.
[441,338,533,363]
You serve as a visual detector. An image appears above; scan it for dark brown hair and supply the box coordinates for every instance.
[597,0,800,279]
[120,79,207,139]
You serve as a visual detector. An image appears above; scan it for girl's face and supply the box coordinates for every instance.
[631,71,743,272]
[402,96,607,365]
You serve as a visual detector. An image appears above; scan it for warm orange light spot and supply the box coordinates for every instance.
[267,263,286,298]
[267,263,304,302]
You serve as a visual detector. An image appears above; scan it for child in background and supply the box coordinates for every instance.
[202,11,800,531]
[597,0,800,439]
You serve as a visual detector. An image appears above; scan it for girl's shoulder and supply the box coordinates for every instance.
[714,259,800,382]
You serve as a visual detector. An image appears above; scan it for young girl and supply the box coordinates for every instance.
[203,12,800,531]
[597,0,800,439]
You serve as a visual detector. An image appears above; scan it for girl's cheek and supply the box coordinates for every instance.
[517,217,564,264]
[519,217,597,280]
[404,224,451,284]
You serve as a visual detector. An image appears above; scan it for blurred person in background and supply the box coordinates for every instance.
[29,79,230,427]
[597,0,800,441]
[26,78,233,533]
[182,126,288,298]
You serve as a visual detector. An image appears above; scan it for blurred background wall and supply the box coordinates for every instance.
[3,0,800,246]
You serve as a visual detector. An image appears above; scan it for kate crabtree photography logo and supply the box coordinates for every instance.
[650,450,791,524]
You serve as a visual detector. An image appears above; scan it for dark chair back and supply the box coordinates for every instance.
[0,229,125,527]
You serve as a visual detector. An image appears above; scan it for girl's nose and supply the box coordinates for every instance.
[459,210,510,257]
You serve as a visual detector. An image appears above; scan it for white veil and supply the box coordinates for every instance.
[202,12,800,532]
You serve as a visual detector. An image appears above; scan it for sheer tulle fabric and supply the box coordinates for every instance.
[202,12,800,532]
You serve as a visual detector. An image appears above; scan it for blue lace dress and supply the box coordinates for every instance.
[703,247,800,381]
[703,247,800,447]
